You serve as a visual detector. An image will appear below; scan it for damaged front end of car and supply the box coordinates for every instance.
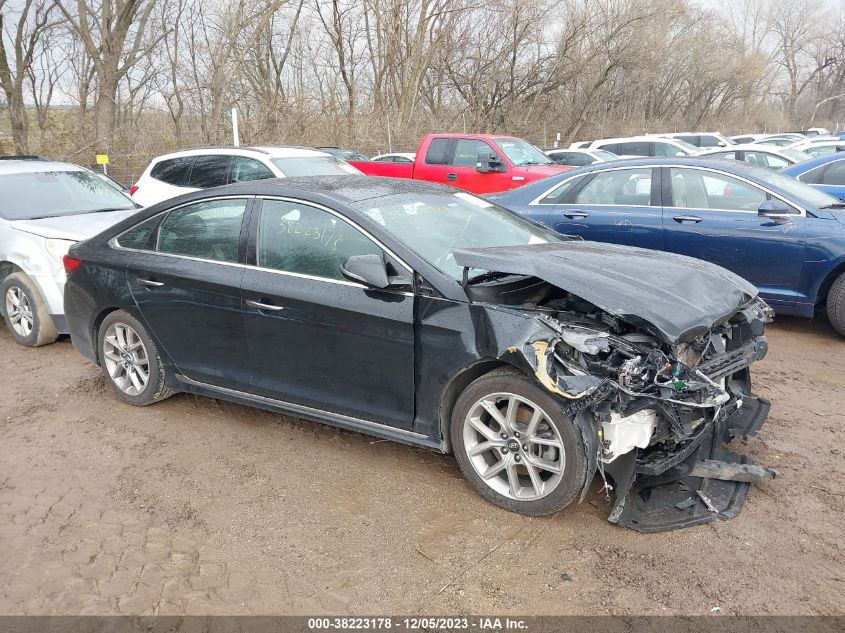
[455,242,776,532]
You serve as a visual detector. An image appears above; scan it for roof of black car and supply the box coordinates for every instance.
[215,175,455,204]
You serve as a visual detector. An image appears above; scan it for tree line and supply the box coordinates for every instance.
[1,0,844,177]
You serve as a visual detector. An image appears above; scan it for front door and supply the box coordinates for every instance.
[446,138,509,194]
[544,167,664,250]
[661,167,806,306]
[240,198,416,429]
[127,197,253,388]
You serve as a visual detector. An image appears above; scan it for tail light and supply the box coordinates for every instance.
[63,255,82,274]
[129,185,139,196]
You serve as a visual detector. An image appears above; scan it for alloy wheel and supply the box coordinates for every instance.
[462,392,565,501]
[103,322,150,396]
[5,286,33,338]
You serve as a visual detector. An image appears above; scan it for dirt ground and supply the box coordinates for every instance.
[0,315,843,616]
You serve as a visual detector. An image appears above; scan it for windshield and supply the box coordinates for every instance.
[493,138,552,166]
[353,191,566,279]
[272,156,361,177]
[781,149,812,163]
[0,169,137,220]
[749,164,840,208]
[592,150,618,161]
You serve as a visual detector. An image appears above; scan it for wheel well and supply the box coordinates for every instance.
[816,261,845,306]
[91,308,120,361]
[438,359,513,454]
[0,262,23,314]
[0,261,22,285]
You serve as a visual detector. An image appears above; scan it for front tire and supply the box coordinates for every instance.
[827,272,845,336]
[450,367,588,516]
[98,310,173,406]
[2,272,58,347]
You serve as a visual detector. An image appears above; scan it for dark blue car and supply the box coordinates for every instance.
[491,157,845,335]
[782,152,845,201]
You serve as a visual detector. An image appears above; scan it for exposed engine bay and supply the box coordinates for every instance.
[466,270,775,532]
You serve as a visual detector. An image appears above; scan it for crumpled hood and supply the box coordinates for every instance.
[453,241,760,344]
[10,209,139,241]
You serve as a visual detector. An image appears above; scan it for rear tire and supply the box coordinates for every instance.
[450,367,588,516]
[2,272,58,347]
[98,310,173,406]
[827,272,845,337]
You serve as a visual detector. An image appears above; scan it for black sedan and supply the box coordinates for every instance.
[64,176,774,531]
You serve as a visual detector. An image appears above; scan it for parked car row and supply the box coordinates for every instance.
[3,125,844,531]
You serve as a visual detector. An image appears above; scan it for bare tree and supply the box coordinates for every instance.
[0,0,56,152]
[53,0,163,152]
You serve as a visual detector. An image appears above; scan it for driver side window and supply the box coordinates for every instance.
[669,168,767,212]
[257,199,383,281]
[453,139,496,167]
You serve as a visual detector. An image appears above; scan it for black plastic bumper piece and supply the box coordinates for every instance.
[608,394,770,533]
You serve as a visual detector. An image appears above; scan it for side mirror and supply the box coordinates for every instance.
[477,151,506,173]
[758,198,794,219]
[340,254,390,289]
[675,151,685,157]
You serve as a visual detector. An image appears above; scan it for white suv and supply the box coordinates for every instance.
[130,146,362,207]
[585,136,700,158]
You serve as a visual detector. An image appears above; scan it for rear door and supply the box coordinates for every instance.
[413,137,453,185]
[240,197,416,429]
[126,196,253,389]
[540,166,664,249]
[661,166,806,306]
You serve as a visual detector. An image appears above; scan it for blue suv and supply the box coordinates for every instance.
[491,157,845,335]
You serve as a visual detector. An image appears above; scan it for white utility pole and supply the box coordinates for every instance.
[232,108,240,146]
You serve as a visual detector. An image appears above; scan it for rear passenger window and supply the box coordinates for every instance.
[257,199,382,281]
[425,138,451,165]
[150,157,193,185]
[117,215,162,250]
[538,176,584,204]
[156,199,247,262]
[187,156,231,188]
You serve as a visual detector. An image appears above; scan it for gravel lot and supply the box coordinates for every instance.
[0,315,843,616]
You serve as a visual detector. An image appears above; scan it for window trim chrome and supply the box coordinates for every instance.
[528,163,808,216]
[109,194,416,291]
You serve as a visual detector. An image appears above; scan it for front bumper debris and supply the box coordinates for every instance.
[604,394,772,533]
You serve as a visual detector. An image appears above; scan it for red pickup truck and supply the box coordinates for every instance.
[350,133,573,194]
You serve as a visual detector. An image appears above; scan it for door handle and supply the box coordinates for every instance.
[246,299,284,312]
[446,173,457,182]
[673,215,703,224]
[563,211,589,219]
[138,278,164,288]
